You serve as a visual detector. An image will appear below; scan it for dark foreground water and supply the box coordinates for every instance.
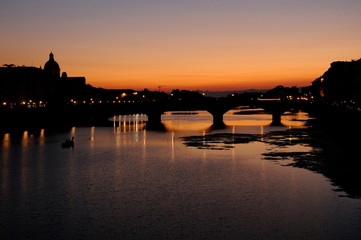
[1,111,361,240]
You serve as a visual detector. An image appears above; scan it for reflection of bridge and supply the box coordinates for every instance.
[87,98,296,128]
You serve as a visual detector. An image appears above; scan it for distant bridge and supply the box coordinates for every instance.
[0,97,304,129]
[75,97,298,128]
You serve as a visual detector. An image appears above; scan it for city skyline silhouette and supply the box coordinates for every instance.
[1,2,361,239]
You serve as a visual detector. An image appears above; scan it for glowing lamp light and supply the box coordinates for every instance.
[121,93,127,98]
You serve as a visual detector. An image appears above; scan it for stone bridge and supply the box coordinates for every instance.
[0,98,300,128]
[86,97,296,128]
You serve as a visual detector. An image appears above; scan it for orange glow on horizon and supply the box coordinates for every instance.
[73,57,328,91]
[1,1,360,91]
[54,47,338,91]
[0,49,357,92]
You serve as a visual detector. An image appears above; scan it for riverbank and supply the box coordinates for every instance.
[181,110,361,198]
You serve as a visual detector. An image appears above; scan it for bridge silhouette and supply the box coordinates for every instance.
[81,97,296,129]
[0,96,302,129]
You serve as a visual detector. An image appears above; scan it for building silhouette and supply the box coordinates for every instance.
[0,52,86,105]
[310,58,361,102]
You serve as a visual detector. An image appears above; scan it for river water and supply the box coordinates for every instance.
[1,111,361,240]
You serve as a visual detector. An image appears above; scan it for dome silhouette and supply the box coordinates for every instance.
[44,52,60,78]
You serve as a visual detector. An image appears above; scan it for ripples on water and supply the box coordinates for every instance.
[1,111,361,240]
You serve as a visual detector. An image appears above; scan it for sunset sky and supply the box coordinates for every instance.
[1,0,361,92]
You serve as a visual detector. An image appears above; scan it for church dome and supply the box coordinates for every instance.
[44,52,60,78]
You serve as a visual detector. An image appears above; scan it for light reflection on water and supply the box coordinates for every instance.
[1,111,361,240]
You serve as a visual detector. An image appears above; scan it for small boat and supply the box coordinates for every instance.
[61,137,74,148]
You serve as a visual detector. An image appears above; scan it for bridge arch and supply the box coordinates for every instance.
[141,100,292,127]
[87,98,293,128]
[207,99,292,127]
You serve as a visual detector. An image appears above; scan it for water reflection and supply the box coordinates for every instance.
[21,130,29,149]
[171,131,175,162]
[39,129,45,146]
[1,133,11,196]
[1,111,361,240]
[112,114,147,133]
[2,133,10,148]
[108,110,306,133]
[162,110,307,132]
